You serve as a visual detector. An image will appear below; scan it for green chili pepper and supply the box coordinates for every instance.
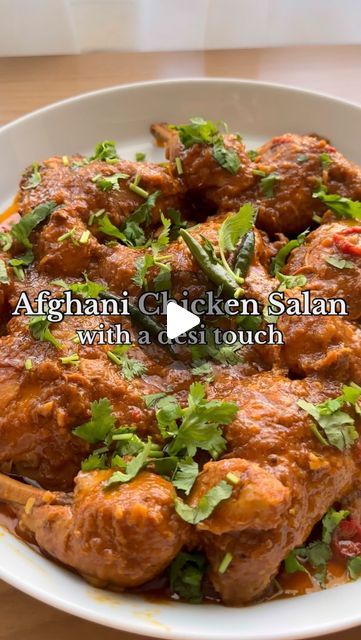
[179,229,240,298]
[234,230,255,278]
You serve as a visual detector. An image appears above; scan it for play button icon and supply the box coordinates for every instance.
[166,301,200,340]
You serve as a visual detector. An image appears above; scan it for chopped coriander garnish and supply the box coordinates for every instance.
[170,552,207,604]
[92,172,129,191]
[143,392,167,408]
[175,157,183,175]
[0,231,13,252]
[89,140,119,163]
[247,149,258,161]
[218,552,233,574]
[135,152,146,162]
[171,117,219,148]
[0,259,9,284]
[297,384,361,451]
[320,152,332,168]
[347,556,361,580]
[107,345,147,381]
[62,155,69,166]
[23,162,41,190]
[9,249,34,281]
[96,212,128,243]
[212,138,241,175]
[313,187,361,220]
[132,212,172,290]
[276,272,307,291]
[57,227,78,244]
[161,382,238,459]
[73,398,116,444]
[191,361,214,380]
[60,353,80,365]
[129,174,149,199]
[79,230,90,245]
[259,172,281,198]
[104,439,153,487]
[24,358,33,371]
[28,316,63,350]
[172,458,199,495]
[297,154,309,164]
[326,256,353,270]
[11,201,57,249]
[175,479,233,524]
[52,272,106,299]
[285,508,349,586]
[226,472,240,485]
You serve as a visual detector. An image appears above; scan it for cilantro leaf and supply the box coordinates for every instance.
[212,138,241,175]
[191,361,214,380]
[81,452,108,471]
[28,316,63,350]
[247,149,258,161]
[167,208,188,239]
[107,345,147,381]
[172,458,199,495]
[347,556,361,580]
[219,203,256,254]
[11,201,57,249]
[319,152,332,168]
[326,256,354,270]
[89,140,119,163]
[143,392,167,408]
[53,273,106,299]
[276,272,307,291]
[0,231,13,252]
[92,172,129,191]
[168,382,237,459]
[170,552,207,603]
[23,162,41,190]
[9,249,34,281]
[313,189,361,220]
[254,171,281,198]
[0,259,9,284]
[175,479,233,524]
[73,398,116,444]
[96,212,128,242]
[285,508,349,586]
[298,389,359,451]
[322,507,349,544]
[104,439,152,487]
[171,117,219,148]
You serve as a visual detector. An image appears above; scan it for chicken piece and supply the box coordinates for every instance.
[284,221,361,319]
[18,155,184,230]
[34,205,100,278]
[244,133,361,236]
[201,372,359,604]
[0,471,190,588]
[278,302,361,381]
[189,458,291,535]
[0,297,192,490]
[151,123,255,215]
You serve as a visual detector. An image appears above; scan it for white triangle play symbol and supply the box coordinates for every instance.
[166,301,200,340]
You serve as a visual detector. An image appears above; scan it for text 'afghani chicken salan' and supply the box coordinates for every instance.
[1,118,361,605]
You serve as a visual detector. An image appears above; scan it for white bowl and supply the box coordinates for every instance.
[1,78,361,640]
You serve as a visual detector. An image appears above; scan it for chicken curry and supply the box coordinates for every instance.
[1,119,361,605]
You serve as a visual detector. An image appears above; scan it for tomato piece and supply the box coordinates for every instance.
[333,226,361,257]
[332,519,361,558]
